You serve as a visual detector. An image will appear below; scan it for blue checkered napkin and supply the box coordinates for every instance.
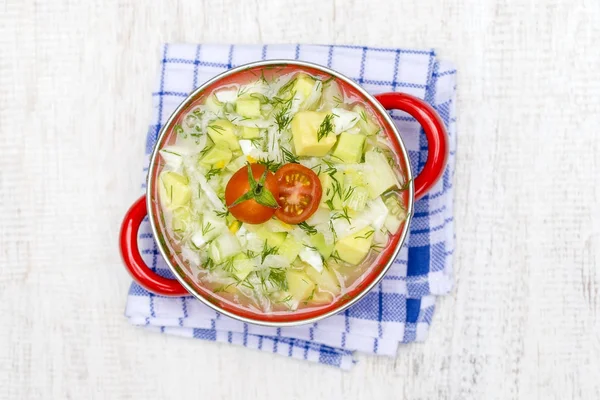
[126,44,457,369]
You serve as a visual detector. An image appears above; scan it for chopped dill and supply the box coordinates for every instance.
[342,185,356,202]
[261,241,279,263]
[277,77,297,95]
[174,124,184,136]
[267,268,288,291]
[205,167,221,180]
[281,147,299,164]
[359,109,367,122]
[332,95,343,105]
[316,114,335,142]
[207,124,225,134]
[332,207,352,224]
[201,221,215,236]
[354,229,375,240]
[298,222,317,235]
[257,158,282,173]
[214,209,230,218]
[303,285,317,305]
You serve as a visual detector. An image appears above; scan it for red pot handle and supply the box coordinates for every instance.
[119,195,188,296]
[374,92,448,199]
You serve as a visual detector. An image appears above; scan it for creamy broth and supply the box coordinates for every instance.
[156,68,408,313]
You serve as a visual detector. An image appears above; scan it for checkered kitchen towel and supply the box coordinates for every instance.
[125,44,457,369]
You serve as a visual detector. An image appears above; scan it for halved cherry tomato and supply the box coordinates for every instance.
[274,163,322,224]
[225,164,280,224]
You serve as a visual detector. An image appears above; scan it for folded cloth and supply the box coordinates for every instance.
[125,44,457,369]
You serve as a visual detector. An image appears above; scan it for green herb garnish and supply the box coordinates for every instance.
[354,229,375,240]
[228,163,280,209]
[317,114,335,142]
[298,222,317,235]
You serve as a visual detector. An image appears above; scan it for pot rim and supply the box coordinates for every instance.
[146,59,415,327]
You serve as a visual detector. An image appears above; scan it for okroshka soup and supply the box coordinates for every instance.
[148,63,412,319]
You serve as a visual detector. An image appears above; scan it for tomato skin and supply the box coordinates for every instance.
[225,164,280,224]
[274,163,323,224]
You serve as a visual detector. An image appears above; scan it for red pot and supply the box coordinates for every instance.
[120,60,448,326]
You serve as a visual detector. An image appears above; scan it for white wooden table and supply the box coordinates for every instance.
[1,0,599,398]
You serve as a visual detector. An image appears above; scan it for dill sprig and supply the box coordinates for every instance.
[274,95,294,133]
[214,209,230,218]
[201,221,215,236]
[174,124,184,136]
[266,268,288,291]
[332,207,352,224]
[354,229,375,240]
[257,158,283,173]
[317,114,335,142]
[303,285,317,305]
[298,222,317,235]
[277,77,297,96]
[261,241,279,263]
[281,147,299,164]
[205,167,221,180]
[342,185,356,202]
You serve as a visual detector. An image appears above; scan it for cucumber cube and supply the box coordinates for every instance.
[159,171,191,209]
[255,227,287,248]
[199,143,232,167]
[293,74,316,99]
[352,104,381,136]
[364,150,399,198]
[278,236,302,262]
[207,119,240,151]
[236,98,261,118]
[331,132,366,163]
[319,170,344,210]
[241,126,260,139]
[310,232,333,259]
[232,253,256,280]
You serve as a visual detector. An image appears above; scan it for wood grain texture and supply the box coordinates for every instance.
[1,0,599,398]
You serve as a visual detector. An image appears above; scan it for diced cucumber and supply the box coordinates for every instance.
[319,170,344,210]
[207,119,240,151]
[352,104,380,136]
[226,155,247,172]
[286,270,314,303]
[291,111,337,157]
[364,150,399,199]
[319,79,343,110]
[277,236,302,262]
[159,171,191,209]
[171,207,190,234]
[299,247,323,273]
[384,214,402,235]
[304,265,340,295]
[236,98,261,118]
[241,126,260,139]
[331,132,366,163]
[310,233,333,259]
[334,226,375,265]
[255,227,287,248]
[232,253,256,280]
[199,143,232,167]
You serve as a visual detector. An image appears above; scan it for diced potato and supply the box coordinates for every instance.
[286,270,314,302]
[291,111,337,157]
[293,74,316,99]
[171,207,190,234]
[304,266,340,295]
[207,119,240,151]
[159,171,191,208]
[331,132,366,163]
[334,226,375,265]
[236,98,261,118]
